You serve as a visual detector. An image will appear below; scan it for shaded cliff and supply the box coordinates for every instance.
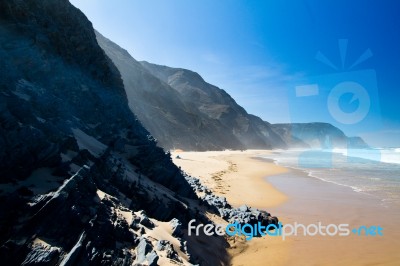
[0,1,229,265]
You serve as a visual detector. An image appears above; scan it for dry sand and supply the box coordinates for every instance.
[173,150,293,266]
[173,150,288,208]
[172,150,400,266]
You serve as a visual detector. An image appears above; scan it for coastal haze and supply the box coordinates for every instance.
[70,0,400,148]
[96,31,286,151]
[0,0,399,266]
[96,31,369,151]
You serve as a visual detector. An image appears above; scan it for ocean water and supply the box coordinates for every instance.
[262,148,400,205]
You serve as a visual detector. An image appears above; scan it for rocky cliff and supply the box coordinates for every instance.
[140,62,288,150]
[96,32,366,151]
[0,1,233,265]
[272,123,369,149]
[96,32,287,151]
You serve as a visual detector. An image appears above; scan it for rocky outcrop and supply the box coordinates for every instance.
[185,175,279,232]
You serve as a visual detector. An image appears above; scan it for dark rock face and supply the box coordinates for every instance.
[0,0,123,90]
[0,0,194,194]
[96,32,287,151]
[1,167,116,265]
[0,0,229,265]
[272,122,369,149]
[156,240,180,261]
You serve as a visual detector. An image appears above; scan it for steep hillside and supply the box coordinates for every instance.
[272,123,369,149]
[96,33,367,152]
[96,31,244,151]
[96,33,287,151]
[140,61,288,150]
[0,1,230,264]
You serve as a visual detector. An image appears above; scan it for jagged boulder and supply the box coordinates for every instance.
[137,211,155,229]
[22,246,60,266]
[170,218,183,237]
[146,251,159,266]
[135,237,159,265]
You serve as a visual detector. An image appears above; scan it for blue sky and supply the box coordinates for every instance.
[71,0,399,147]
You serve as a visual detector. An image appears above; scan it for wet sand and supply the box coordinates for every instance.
[267,170,400,265]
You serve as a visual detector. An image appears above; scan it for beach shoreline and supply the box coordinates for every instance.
[172,150,400,266]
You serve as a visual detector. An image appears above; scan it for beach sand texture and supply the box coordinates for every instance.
[172,150,400,266]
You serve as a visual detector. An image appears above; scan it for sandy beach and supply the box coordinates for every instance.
[172,150,400,266]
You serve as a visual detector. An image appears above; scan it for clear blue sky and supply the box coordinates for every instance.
[71,0,399,147]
